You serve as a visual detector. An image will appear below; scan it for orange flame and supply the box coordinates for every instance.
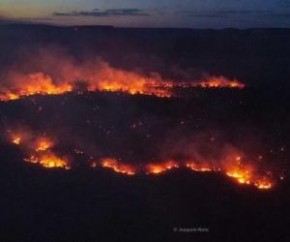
[8,130,69,169]
[0,63,245,102]
[254,177,273,189]
[7,128,275,190]
[198,76,246,89]
[25,152,70,169]
[88,77,173,98]
[146,160,179,174]
[101,158,136,175]
[226,169,252,185]
[185,162,213,172]
[0,72,73,101]
[222,155,273,189]
[34,137,54,152]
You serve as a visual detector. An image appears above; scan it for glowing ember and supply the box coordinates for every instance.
[146,161,179,174]
[90,161,98,168]
[25,152,70,169]
[101,158,136,175]
[12,135,22,145]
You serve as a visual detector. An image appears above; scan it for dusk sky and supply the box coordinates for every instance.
[1,0,290,28]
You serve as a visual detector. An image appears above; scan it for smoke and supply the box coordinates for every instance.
[2,118,278,189]
[0,86,284,190]
[0,45,286,190]
[2,45,161,85]
[0,45,245,101]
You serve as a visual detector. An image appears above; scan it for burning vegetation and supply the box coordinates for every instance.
[0,72,245,101]
[146,161,179,174]
[5,128,279,190]
[24,152,70,170]
[0,51,245,102]
[0,50,286,192]
[101,158,136,176]
[7,129,70,169]
[198,76,246,89]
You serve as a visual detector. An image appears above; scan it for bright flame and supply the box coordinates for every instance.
[224,155,253,185]
[223,155,273,189]
[89,78,173,98]
[226,169,252,185]
[25,152,70,169]
[146,160,179,174]
[0,62,245,102]
[254,177,273,189]
[0,72,73,101]
[7,128,275,190]
[101,158,136,175]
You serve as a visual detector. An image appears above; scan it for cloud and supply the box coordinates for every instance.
[53,8,150,17]
[0,16,54,25]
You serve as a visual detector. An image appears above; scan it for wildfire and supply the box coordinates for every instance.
[25,152,70,169]
[254,177,273,190]
[197,76,246,89]
[0,72,73,101]
[88,78,173,98]
[9,130,30,146]
[226,169,252,185]
[185,162,213,172]
[222,155,274,189]
[6,129,276,190]
[101,158,136,175]
[8,129,69,169]
[146,160,179,174]
[4,93,20,101]
[0,65,245,102]
[34,138,54,152]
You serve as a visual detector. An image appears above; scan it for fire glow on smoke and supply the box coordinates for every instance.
[0,58,244,102]
[0,51,284,191]
[8,130,277,190]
